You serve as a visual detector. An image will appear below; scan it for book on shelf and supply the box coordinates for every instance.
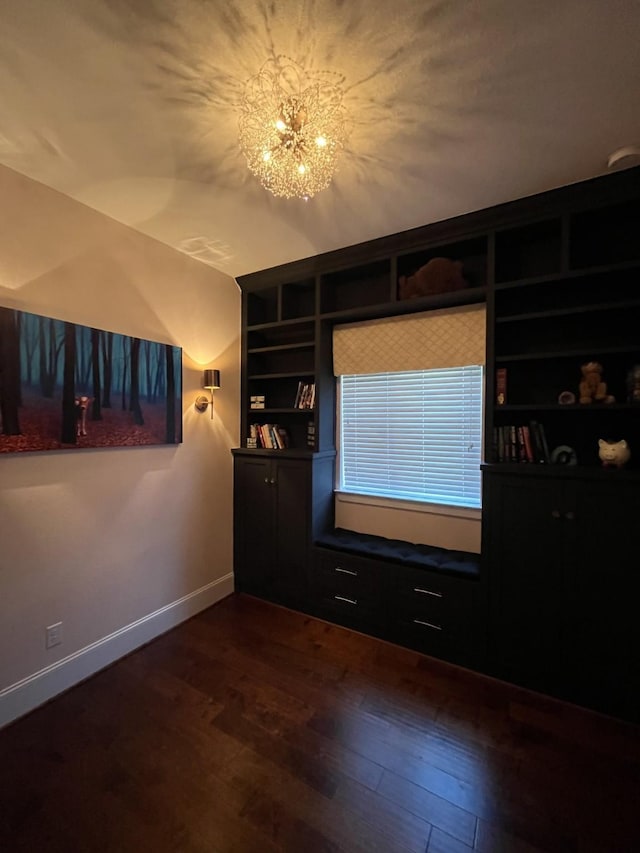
[496,368,507,405]
[530,420,550,464]
[294,381,315,409]
[306,420,315,449]
[493,422,547,464]
[250,422,289,450]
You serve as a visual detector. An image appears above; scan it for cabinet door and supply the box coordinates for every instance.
[484,473,565,689]
[234,456,276,593]
[274,458,310,601]
[564,478,639,720]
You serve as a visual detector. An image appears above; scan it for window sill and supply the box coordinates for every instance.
[335,490,482,520]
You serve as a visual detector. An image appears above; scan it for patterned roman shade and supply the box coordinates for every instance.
[332,304,486,376]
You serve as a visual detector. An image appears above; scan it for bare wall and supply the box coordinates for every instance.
[0,166,240,727]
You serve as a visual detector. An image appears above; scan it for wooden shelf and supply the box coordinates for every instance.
[249,407,315,414]
[248,342,315,354]
[495,344,639,363]
[493,258,640,291]
[496,403,640,412]
[496,298,640,324]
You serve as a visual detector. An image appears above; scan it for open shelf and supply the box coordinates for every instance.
[397,235,488,293]
[570,199,640,268]
[495,218,563,283]
[320,259,392,314]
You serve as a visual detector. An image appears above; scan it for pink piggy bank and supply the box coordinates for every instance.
[598,439,630,468]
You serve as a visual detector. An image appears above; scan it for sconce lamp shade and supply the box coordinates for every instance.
[203,369,221,390]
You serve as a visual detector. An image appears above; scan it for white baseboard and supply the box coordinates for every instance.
[0,573,234,730]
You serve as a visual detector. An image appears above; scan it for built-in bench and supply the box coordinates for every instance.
[314,527,481,579]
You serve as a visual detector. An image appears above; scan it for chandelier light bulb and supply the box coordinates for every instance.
[239,56,348,199]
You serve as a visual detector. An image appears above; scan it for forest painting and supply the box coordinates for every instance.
[0,307,182,454]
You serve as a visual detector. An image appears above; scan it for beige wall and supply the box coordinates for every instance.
[335,495,481,554]
[0,166,240,726]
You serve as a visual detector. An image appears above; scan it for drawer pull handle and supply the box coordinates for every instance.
[335,567,358,576]
[334,595,357,606]
[413,587,442,598]
[413,618,442,631]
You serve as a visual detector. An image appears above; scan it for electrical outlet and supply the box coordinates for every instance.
[45,622,62,649]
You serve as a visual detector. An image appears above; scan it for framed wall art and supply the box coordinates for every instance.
[0,306,182,453]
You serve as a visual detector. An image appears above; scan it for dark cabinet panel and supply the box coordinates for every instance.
[275,459,310,599]
[233,450,335,609]
[234,453,309,604]
[483,468,639,721]
[563,478,639,720]
[233,455,276,592]
[484,474,564,688]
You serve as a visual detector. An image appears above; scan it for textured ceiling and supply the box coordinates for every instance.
[1,0,639,278]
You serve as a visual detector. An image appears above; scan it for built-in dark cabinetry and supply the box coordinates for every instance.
[489,194,640,467]
[311,548,387,633]
[235,166,640,722]
[482,466,639,721]
[232,449,334,608]
[389,566,482,669]
[240,235,487,452]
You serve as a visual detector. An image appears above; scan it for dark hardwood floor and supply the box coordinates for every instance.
[1,593,639,853]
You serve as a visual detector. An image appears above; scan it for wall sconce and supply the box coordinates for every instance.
[195,369,221,418]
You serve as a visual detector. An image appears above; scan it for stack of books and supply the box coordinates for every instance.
[306,420,315,449]
[294,382,315,409]
[493,421,550,463]
[249,423,289,450]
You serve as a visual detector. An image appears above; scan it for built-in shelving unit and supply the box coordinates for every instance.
[489,190,640,469]
[235,166,640,722]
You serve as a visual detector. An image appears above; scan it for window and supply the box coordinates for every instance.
[339,366,483,509]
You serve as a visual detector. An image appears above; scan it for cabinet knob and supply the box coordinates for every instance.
[264,477,269,485]
[270,478,276,485]
[565,511,575,521]
[551,509,561,519]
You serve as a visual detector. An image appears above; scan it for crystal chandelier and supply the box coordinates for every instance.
[239,56,347,199]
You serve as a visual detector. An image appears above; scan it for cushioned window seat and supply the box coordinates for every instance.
[314,528,480,579]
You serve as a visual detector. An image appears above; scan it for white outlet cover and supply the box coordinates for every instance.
[45,622,63,649]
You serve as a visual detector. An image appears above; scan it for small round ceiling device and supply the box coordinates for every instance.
[607,146,640,171]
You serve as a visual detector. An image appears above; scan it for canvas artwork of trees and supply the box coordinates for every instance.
[0,307,182,453]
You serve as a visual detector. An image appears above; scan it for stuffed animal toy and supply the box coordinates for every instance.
[627,364,640,403]
[579,361,615,404]
[398,257,467,300]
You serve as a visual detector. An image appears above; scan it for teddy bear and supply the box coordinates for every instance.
[398,257,467,300]
[579,361,615,404]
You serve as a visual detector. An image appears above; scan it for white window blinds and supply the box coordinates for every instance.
[339,366,483,509]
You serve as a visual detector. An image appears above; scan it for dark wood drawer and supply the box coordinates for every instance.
[311,548,385,628]
[313,550,380,595]
[391,566,477,657]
